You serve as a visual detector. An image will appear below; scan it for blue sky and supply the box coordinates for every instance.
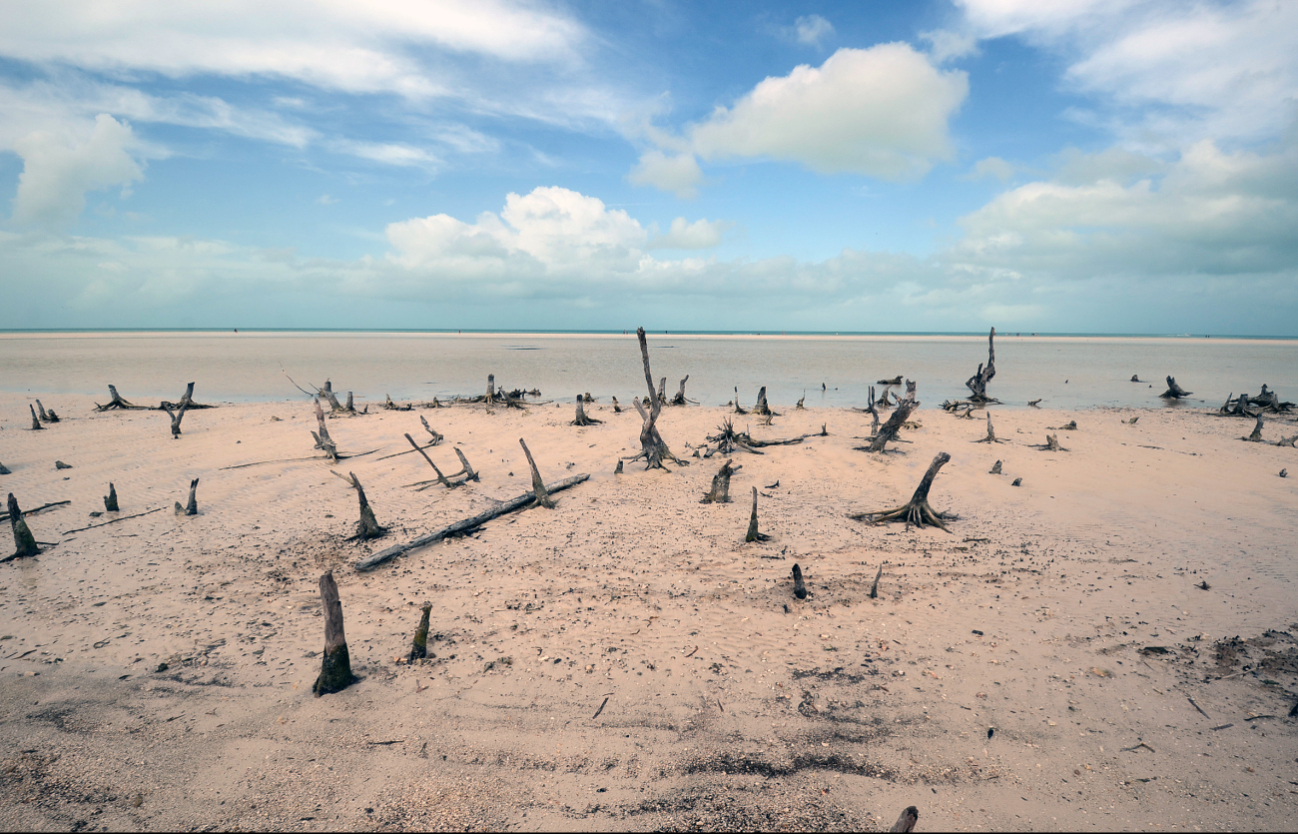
[1,0,1295,334]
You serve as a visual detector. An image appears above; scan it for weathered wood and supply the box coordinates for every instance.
[732,386,747,415]
[409,602,432,662]
[62,506,162,534]
[311,399,338,462]
[421,415,443,444]
[335,471,386,539]
[384,394,412,411]
[796,393,805,410]
[29,404,43,430]
[573,395,603,426]
[160,381,215,411]
[869,565,883,599]
[406,433,457,489]
[95,384,150,411]
[745,486,771,542]
[104,483,119,512]
[974,412,1005,443]
[629,328,684,469]
[519,438,555,509]
[1034,434,1067,452]
[989,460,1002,475]
[312,571,359,696]
[965,327,997,402]
[670,375,691,406]
[0,461,9,475]
[890,805,919,833]
[852,452,953,532]
[792,563,807,599]
[614,459,623,474]
[452,448,479,482]
[35,399,59,423]
[0,500,69,522]
[866,381,918,453]
[754,386,777,417]
[319,379,344,411]
[700,459,735,504]
[160,398,189,438]
[878,376,903,386]
[175,478,199,516]
[1244,412,1265,442]
[611,396,621,413]
[1160,376,1191,399]
[6,493,40,561]
[355,474,590,571]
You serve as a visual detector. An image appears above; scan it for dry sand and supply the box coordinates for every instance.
[1,388,1296,831]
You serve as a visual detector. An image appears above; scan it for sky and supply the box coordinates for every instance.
[0,0,1295,335]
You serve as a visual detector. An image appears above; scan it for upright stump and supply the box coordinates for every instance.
[312,571,359,696]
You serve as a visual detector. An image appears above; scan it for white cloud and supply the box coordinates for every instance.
[794,15,835,47]
[10,113,144,226]
[627,150,703,198]
[634,44,968,193]
[648,217,727,250]
[918,29,979,63]
[330,140,440,169]
[965,156,1016,182]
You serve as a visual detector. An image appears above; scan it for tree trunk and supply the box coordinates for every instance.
[1160,376,1191,399]
[700,459,734,504]
[95,384,149,411]
[161,398,189,438]
[337,471,385,539]
[965,327,997,402]
[519,438,555,508]
[890,806,919,833]
[791,563,807,599]
[745,486,771,542]
[406,433,457,489]
[420,415,443,445]
[631,327,683,469]
[852,452,952,532]
[573,395,603,426]
[174,478,199,516]
[670,375,690,406]
[409,602,432,662]
[312,571,359,696]
[452,447,479,482]
[29,404,43,430]
[1245,412,1265,442]
[103,482,119,512]
[319,379,344,411]
[974,412,1004,443]
[7,493,39,560]
[754,386,776,417]
[311,399,338,461]
[867,381,918,453]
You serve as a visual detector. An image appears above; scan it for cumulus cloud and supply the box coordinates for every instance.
[918,29,979,63]
[631,44,968,194]
[648,217,727,250]
[11,113,143,226]
[794,15,835,47]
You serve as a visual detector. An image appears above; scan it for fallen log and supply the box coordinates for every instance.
[851,452,953,532]
[355,473,590,571]
[62,506,163,535]
[312,571,359,696]
[0,500,70,522]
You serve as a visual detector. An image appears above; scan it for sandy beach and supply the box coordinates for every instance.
[2,385,1296,831]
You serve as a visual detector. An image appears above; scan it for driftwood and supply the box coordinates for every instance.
[95,384,150,411]
[0,461,9,475]
[1221,385,1294,416]
[5,493,40,561]
[355,474,590,571]
[745,486,771,542]
[670,375,694,406]
[700,459,735,504]
[175,478,199,516]
[753,387,777,418]
[312,571,359,696]
[160,381,215,411]
[864,381,918,453]
[383,394,412,411]
[852,452,953,532]
[312,399,338,462]
[519,438,555,509]
[160,397,189,438]
[62,506,163,535]
[35,400,59,423]
[104,483,119,512]
[1159,376,1191,399]
[333,471,386,540]
[974,413,1005,443]
[1243,413,1266,442]
[0,500,69,522]
[627,328,684,469]
[466,374,523,409]
[732,387,747,415]
[890,805,919,833]
[989,460,1003,475]
[405,433,460,489]
[1033,434,1068,451]
[877,376,903,386]
[702,418,818,457]
[869,565,884,599]
[318,379,344,411]
[1049,420,1077,430]
[29,404,43,430]
[572,396,603,426]
[860,386,881,434]
[409,602,432,662]
[796,393,805,410]
[611,396,621,414]
[965,328,997,402]
[791,564,807,599]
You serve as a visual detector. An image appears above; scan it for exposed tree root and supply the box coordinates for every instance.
[850,452,953,532]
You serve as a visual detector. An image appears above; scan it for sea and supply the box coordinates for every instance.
[1,330,1295,411]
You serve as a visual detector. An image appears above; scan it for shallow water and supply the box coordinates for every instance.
[1,331,1294,411]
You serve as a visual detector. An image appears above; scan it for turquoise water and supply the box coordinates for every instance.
[1,331,1294,411]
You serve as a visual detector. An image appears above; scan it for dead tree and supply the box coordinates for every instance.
[878,375,903,386]
[745,486,771,542]
[160,382,215,411]
[519,438,555,508]
[989,460,1003,475]
[452,448,480,482]
[865,381,918,453]
[35,400,59,423]
[312,571,359,696]
[333,471,386,539]
[1033,434,1068,451]
[965,327,997,403]
[161,398,189,438]
[796,393,806,410]
[103,483,119,512]
[1160,376,1192,399]
[791,564,807,599]
[700,459,735,504]
[175,478,199,515]
[974,412,1005,443]
[343,392,359,414]
[384,394,412,411]
[420,415,443,445]
[319,379,344,411]
[670,375,692,406]
[890,806,919,833]
[29,404,43,430]
[6,493,40,561]
[409,602,432,662]
[404,433,461,490]
[573,395,603,426]
[861,386,881,434]
[611,396,621,413]
[1244,412,1266,442]
[1049,420,1078,430]
[656,377,668,408]
[627,327,684,469]
[312,400,338,462]
[852,452,953,532]
[95,384,149,411]
[869,565,884,599]
[0,461,10,475]
[754,387,777,418]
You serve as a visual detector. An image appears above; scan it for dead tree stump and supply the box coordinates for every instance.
[175,478,199,516]
[319,380,344,411]
[852,452,953,532]
[1034,434,1067,451]
[95,384,148,411]
[974,412,1005,443]
[867,381,918,453]
[745,486,771,542]
[311,400,338,462]
[336,471,386,539]
[7,493,40,560]
[29,404,43,431]
[628,327,684,469]
[1245,412,1265,442]
[573,395,603,426]
[35,399,59,423]
[409,602,432,662]
[732,387,747,415]
[965,328,997,402]
[384,394,411,411]
[869,565,883,599]
[103,483,119,512]
[519,438,555,508]
[612,396,621,413]
[0,461,10,475]
[796,393,806,410]
[312,571,359,696]
[670,375,691,406]
[1160,376,1191,399]
[792,564,807,599]
[754,387,777,417]
[989,460,1002,475]
[700,459,735,504]
[890,805,919,833]
[420,415,443,445]
[453,448,479,482]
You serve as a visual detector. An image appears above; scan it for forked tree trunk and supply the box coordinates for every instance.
[700,459,734,504]
[161,399,189,438]
[965,328,997,402]
[409,602,432,662]
[175,478,199,516]
[867,381,918,453]
[630,327,683,469]
[852,452,952,532]
[452,448,479,482]
[312,571,359,696]
[7,493,39,560]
